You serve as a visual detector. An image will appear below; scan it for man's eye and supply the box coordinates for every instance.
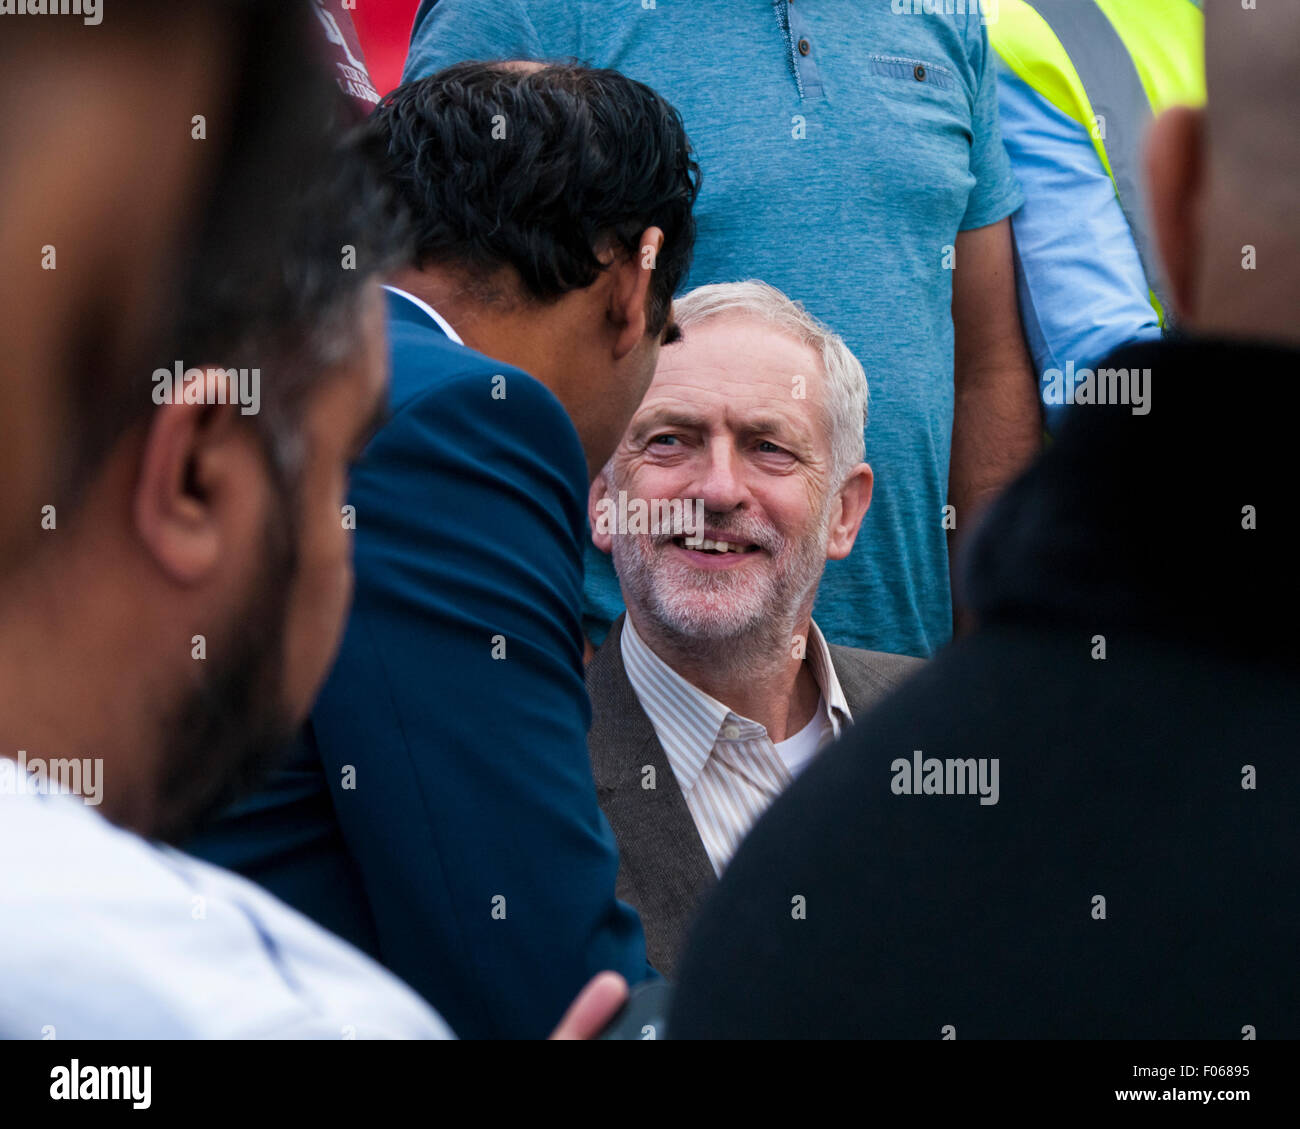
[650,434,679,447]
[757,440,787,455]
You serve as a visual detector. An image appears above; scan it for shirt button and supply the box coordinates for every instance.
[798,38,811,56]
[914,63,927,81]
[722,725,740,740]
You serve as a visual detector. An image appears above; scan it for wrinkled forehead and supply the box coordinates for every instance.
[639,314,826,428]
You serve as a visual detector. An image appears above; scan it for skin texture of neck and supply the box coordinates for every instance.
[626,604,823,743]
[0,516,163,836]
[1194,200,1300,348]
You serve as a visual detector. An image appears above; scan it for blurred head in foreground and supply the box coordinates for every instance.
[1146,0,1300,346]
[0,3,410,843]
[0,4,225,567]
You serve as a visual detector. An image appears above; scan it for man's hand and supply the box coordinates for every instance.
[548,971,629,1040]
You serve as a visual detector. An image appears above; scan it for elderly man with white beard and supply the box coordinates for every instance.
[586,280,923,977]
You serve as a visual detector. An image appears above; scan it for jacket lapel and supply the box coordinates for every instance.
[586,617,716,979]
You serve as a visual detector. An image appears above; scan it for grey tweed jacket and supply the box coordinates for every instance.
[587,615,924,979]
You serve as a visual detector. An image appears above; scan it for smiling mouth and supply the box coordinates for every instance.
[671,536,761,555]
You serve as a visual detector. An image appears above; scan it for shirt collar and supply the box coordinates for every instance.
[382,285,464,346]
[804,620,853,738]
[620,615,853,794]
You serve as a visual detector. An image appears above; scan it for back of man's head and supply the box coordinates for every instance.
[1147,0,1300,345]
[367,61,700,336]
[0,53,412,842]
[0,0,372,563]
[0,3,228,567]
[142,119,411,839]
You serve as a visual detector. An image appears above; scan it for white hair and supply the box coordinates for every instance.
[671,280,868,486]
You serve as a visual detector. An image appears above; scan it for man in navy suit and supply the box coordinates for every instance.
[188,61,699,1038]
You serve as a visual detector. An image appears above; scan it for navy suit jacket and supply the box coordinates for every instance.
[188,291,650,1038]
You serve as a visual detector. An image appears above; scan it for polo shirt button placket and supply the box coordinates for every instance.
[783,0,824,99]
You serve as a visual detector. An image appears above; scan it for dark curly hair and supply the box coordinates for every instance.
[368,60,701,335]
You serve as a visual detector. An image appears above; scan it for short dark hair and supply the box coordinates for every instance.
[368,61,701,334]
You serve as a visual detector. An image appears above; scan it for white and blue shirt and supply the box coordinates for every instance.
[0,790,453,1039]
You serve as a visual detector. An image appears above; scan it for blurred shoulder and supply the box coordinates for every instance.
[0,794,449,1039]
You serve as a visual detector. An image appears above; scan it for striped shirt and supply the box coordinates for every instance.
[621,616,852,875]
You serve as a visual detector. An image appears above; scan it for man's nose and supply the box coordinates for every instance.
[693,439,749,512]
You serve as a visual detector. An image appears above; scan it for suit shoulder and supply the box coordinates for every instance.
[380,333,586,495]
[387,326,532,408]
[831,644,924,675]
[829,645,925,703]
[392,337,570,425]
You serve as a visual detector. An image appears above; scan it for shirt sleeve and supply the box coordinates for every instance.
[959,16,1024,231]
[0,795,453,1039]
[403,0,546,81]
[996,66,1163,432]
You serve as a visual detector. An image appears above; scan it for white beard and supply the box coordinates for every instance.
[611,501,831,674]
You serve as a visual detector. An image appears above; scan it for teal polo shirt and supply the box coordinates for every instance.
[405,0,1022,658]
